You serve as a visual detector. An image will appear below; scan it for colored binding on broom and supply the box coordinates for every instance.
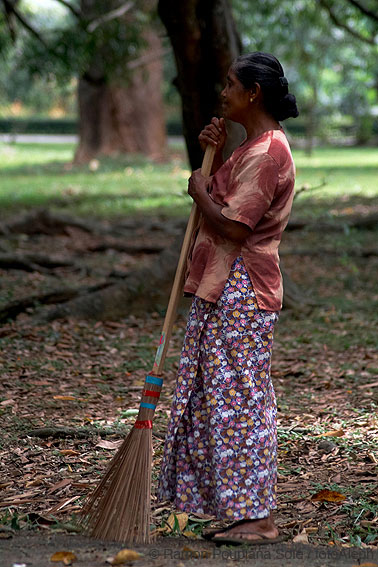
[134,420,153,429]
[142,390,160,398]
[140,402,157,410]
[146,375,163,386]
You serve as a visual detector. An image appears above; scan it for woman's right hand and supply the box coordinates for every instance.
[198,117,227,154]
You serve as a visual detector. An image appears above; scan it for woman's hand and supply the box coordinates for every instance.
[188,169,209,202]
[198,117,227,154]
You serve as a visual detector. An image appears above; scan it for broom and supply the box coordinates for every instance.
[81,144,216,544]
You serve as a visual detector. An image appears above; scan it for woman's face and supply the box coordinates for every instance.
[221,68,250,123]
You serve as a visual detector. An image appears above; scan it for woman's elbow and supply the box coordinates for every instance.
[225,222,252,243]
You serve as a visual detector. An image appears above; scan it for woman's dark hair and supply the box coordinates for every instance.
[232,52,299,121]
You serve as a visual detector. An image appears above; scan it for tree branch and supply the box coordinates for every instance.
[87,1,134,33]
[2,0,17,42]
[319,0,376,45]
[2,0,50,49]
[52,0,82,20]
[346,0,378,23]
[127,46,170,70]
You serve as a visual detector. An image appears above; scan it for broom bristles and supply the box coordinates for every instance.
[81,427,153,543]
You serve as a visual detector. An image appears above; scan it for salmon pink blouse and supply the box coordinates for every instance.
[183,129,295,311]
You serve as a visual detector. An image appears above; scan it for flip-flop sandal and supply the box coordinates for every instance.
[202,518,254,541]
[212,532,285,546]
[202,527,228,541]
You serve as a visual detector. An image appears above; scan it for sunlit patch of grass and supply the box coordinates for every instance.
[0,142,191,218]
[1,143,377,220]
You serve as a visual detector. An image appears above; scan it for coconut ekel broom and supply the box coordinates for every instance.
[81,145,216,544]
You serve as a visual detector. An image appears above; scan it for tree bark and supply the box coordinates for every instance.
[74,2,167,163]
[158,0,243,169]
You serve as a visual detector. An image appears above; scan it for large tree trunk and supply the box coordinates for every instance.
[74,3,166,163]
[158,0,243,169]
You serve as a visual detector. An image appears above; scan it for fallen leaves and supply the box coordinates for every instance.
[106,549,143,564]
[50,551,77,565]
[95,439,123,450]
[1,222,378,552]
[311,489,347,503]
[292,529,309,544]
[317,429,345,438]
[165,512,188,533]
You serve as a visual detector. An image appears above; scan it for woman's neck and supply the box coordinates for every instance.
[243,111,280,142]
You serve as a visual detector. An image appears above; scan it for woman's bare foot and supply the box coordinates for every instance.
[212,513,279,542]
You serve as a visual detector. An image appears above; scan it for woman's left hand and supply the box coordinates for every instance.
[188,169,209,202]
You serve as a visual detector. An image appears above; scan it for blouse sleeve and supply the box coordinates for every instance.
[218,152,279,231]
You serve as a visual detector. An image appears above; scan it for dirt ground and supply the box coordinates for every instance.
[1,532,378,567]
[0,208,377,566]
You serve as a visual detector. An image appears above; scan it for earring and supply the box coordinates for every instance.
[250,96,255,103]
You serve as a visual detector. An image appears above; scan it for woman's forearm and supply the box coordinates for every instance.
[188,171,251,243]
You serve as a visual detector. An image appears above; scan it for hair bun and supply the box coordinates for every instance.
[275,93,299,121]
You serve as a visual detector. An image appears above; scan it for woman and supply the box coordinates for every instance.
[157,52,299,544]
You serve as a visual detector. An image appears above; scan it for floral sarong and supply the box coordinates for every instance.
[157,258,279,520]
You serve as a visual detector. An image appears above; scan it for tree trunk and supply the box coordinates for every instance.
[304,81,318,156]
[74,3,167,163]
[158,0,243,169]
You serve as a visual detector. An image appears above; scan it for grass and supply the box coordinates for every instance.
[0,142,377,220]
[293,146,378,219]
[0,142,192,218]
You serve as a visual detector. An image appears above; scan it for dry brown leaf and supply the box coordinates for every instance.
[53,396,76,401]
[50,551,77,565]
[182,530,198,538]
[293,530,309,544]
[316,429,344,438]
[188,512,215,521]
[311,489,346,502]
[352,563,378,567]
[358,381,378,389]
[106,549,143,564]
[0,399,15,406]
[96,439,123,450]
[47,479,72,494]
[166,512,188,532]
[59,450,79,456]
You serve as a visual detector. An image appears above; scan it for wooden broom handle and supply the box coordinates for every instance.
[152,145,216,375]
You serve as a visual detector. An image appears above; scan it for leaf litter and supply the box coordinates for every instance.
[0,215,377,553]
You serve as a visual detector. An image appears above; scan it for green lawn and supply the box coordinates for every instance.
[0,142,376,219]
[293,146,378,219]
[0,143,192,218]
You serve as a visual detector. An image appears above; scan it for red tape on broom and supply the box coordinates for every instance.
[142,389,160,398]
[134,420,153,429]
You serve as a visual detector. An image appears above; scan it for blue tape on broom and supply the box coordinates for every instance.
[146,375,163,386]
[140,402,156,410]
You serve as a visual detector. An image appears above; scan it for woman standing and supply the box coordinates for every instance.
[158,52,298,544]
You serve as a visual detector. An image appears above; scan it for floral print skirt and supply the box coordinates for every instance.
[157,258,279,521]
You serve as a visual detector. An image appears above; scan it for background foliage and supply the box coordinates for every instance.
[0,0,377,146]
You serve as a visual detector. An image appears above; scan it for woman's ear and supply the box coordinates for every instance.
[253,82,262,98]
[249,82,261,103]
